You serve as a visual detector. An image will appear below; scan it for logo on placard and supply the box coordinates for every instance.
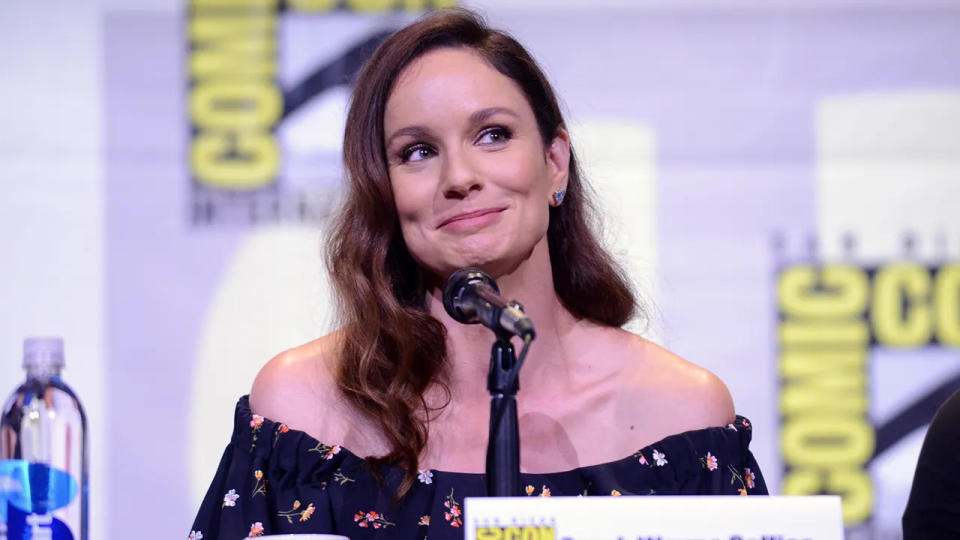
[475,524,556,540]
[775,234,960,532]
[186,0,454,226]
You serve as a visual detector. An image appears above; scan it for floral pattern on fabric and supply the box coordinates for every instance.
[309,442,341,460]
[524,484,551,497]
[332,468,354,486]
[249,414,265,452]
[278,500,316,523]
[191,396,768,540]
[418,469,434,485]
[702,452,718,471]
[354,510,395,529]
[273,423,290,447]
[443,489,463,528]
[252,470,266,497]
[222,489,239,507]
[728,465,753,495]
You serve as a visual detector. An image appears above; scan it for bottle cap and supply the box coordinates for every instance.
[23,337,65,370]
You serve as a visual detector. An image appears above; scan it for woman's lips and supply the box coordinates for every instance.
[438,207,506,231]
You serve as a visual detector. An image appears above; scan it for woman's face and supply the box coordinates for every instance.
[383,47,569,282]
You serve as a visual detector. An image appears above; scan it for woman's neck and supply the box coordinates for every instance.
[425,236,583,401]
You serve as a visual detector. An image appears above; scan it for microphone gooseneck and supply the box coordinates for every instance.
[442,268,536,339]
[442,268,537,497]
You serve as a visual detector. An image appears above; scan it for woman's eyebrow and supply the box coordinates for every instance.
[385,125,432,147]
[469,106,519,125]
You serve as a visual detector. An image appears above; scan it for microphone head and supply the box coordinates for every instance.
[442,268,500,324]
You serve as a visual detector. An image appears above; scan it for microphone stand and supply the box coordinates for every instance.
[485,330,521,497]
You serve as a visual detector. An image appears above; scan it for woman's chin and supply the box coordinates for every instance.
[424,253,508,282]
[446,255,523,281]
[416,233,541,281]
[442,238,506,268]
[447,255,500,274]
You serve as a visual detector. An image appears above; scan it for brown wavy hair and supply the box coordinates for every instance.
[326,8,639,497]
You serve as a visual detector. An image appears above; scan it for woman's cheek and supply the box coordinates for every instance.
[391,176,431,221]
[391,181,437,263]
[497,147,549,195]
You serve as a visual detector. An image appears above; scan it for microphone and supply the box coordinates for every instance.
[442,268,536,339]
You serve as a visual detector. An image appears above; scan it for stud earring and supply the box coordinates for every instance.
[553,187,566,205]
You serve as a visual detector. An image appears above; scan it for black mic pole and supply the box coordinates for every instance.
[486,329,521,497]
[442,268,529,497]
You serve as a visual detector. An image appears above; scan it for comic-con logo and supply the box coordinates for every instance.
[777,257,960,529]
[187,0,454,225]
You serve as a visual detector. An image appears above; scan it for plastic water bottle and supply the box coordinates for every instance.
[0,338,88,539]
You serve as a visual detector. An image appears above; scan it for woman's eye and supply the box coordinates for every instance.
[477,127,512,145]
[401,145,435,163]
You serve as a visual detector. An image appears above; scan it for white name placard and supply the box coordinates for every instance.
[464,495,843,540]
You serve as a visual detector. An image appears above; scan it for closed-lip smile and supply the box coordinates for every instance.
[437,207,507,229]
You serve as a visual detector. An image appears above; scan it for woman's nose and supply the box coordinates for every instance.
[440,148,482,199]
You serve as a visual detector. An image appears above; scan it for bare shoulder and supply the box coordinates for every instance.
[249,331,347,437]
[615,330,735,432]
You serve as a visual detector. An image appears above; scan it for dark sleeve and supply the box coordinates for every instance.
[903,389,960,540]
[189,398,341,539]
[609,416,768,497]
[733,446,768,496]
[689,416,768,496]
[190,442,254,539]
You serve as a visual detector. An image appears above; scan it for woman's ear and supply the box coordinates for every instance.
[546,127,571,206]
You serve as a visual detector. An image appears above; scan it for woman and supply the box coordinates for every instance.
[191,9,766,539]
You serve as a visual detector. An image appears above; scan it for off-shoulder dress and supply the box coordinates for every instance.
[190,395,767,539]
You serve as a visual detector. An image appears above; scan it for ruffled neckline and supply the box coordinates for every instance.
[234,394,754,478]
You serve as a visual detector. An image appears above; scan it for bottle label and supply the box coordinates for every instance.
[0,460,78,539]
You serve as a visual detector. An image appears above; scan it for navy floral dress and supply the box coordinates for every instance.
[190,395,767,539]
